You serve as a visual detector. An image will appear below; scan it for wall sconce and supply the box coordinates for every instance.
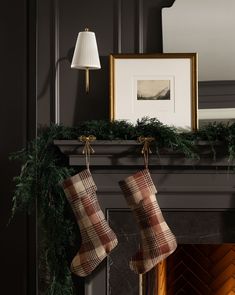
[71,28,101,93]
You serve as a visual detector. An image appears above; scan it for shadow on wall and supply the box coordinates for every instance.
[37,49,109,125]
[37,48,74,103]
[73,56,110,125]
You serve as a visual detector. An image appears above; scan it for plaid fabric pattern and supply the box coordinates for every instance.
[62,169,118,277]
[119,169,177,274]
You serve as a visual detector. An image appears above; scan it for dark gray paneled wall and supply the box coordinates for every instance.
[0,0,28,294]
[37,0,175,126]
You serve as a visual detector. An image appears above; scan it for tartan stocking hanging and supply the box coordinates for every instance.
[119,169,177,274]
[62,169,118,277]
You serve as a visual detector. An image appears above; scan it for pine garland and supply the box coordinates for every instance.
[10,118,235,294]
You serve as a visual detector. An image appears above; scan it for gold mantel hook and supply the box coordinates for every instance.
[138,136,155,168]
[79,135,96,170]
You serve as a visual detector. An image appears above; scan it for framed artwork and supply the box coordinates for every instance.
[110,53,198,130]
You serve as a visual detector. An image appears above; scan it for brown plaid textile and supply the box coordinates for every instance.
[119,169,177,274]
[62,169,118,277]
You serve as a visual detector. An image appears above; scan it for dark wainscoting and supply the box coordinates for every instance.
[0,0,37,294]
[37,0,235,129]
[37,0,175,126]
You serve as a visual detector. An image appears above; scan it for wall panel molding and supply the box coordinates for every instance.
[136,0,143,53]
[27,0,38,294]
[51,0,60,124]
[114,0,122,53]
[37,0,180,126]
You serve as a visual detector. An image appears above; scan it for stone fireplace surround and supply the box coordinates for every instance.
[54,140,235,295]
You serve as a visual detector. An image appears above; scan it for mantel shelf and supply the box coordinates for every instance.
[54,140,232,168]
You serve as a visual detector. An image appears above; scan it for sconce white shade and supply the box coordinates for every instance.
[71,30,101,70]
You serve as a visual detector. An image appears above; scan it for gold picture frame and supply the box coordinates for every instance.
[110,53,198,130]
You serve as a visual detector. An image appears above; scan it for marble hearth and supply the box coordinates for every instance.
[54,140,235,295]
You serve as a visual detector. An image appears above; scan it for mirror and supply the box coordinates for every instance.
[162,0,235,81]
[162,0,235,124]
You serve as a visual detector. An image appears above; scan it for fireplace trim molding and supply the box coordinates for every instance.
[54,140,235,295]
[54,139,232,168]
[54,139,235,211]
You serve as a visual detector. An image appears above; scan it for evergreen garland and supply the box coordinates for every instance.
[10,118,235,294]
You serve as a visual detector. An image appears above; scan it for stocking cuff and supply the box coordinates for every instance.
[62,169,97,201]
[119,169,157,206]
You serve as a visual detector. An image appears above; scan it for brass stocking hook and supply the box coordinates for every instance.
[138,136,155,169]
[79,135,96,170]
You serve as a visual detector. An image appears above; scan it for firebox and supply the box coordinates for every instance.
[108,210,235,295]
[166,244,235,295]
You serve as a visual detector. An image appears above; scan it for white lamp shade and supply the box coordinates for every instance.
[71,30,101,70]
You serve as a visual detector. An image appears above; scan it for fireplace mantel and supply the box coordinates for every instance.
[54,139,230,167]
[54,139,235,211]
[54,140,235,295]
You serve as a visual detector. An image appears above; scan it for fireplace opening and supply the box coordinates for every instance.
[109,210,235,295]
[154,244,235,295]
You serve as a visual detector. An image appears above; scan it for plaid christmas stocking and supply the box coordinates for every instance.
[119,169,177,274]
[62,169,118,277]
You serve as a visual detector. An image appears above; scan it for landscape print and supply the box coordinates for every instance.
[137,80,170,100]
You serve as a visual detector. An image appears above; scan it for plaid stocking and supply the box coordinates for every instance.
[119,169,177,274]
[62,169,118,277]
